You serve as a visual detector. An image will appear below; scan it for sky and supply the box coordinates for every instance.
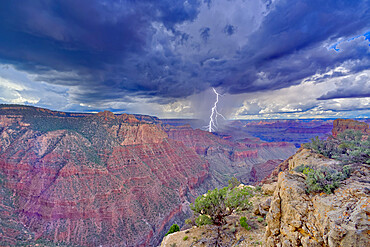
[0,0,369,120]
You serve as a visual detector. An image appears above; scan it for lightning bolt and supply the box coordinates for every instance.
[206,87,226,132]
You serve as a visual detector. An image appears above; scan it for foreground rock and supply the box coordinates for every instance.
[264,148,370,247]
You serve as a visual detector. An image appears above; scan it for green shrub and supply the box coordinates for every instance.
[240,217,251,230]
[165,224,180,236]
[228,177,241,189]
[195,215,213,226]
[183,236,188,241]
[296,165,351,194]
[300,129,369,194]
[304,167,313,175]
[304,130,370,164]
[190,180,252,226]
[342,165,351,177]
[257,217,264,223]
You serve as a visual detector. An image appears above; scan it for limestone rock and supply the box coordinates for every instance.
[264,149,370,247]
[262,182,277,195]
[287,148,340,171]
[254,197,272,216]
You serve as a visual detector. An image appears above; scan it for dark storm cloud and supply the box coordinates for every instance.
[0,0,369,107]
[0,0,201,101]
[0,0,148,70]
[0,0,200,69]
[318,91,370,100]
[317,74,370,100]
[220,0,370,94]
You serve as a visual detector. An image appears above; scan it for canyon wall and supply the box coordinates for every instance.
[0,106,209,246]
[165,125,297,186]
[1,105,337,246]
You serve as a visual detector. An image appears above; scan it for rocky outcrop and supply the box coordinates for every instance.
[259,147,339,185]
[332,118,370,137]
[0,106,209,246]
[160,184,267,247]
[264,148,370,247]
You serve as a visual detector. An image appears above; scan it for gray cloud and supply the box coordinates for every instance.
[318,72,370,100]
[0,0,369,118]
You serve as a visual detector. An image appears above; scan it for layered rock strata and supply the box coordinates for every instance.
[0,106,209,246]
[165,126,296,186]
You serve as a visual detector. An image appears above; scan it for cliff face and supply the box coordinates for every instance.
[332,118,370,137]
[0,106,209,246]
[264,148,370,247]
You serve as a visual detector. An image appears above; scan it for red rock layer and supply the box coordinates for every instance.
[332,119,370,137]
[0,110,209,246]
[229,150,258,161]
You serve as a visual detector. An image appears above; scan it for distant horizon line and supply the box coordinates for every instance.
[0,103,368,121]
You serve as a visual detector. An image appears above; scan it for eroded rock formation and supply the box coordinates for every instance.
[332,118,370,137]
[0,106,209,246]
[264,148,370,247]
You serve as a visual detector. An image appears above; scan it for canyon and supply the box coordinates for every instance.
[161,119,370,246]
[0,105,296,246]
[1,105,367,246]
[163,124,296,186]
[0,106,209,246]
